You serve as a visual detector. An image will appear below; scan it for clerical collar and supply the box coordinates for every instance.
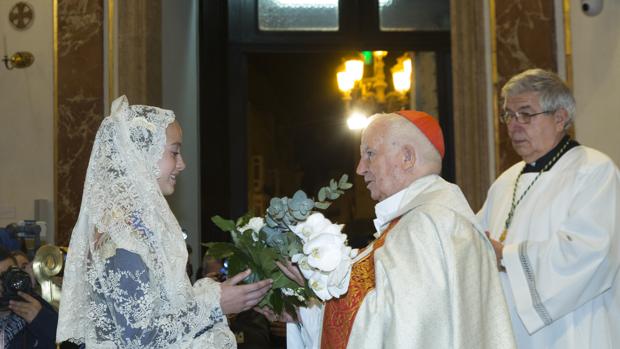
[522,135,579,173]
[373,175,438,232]
[373,188,407,232]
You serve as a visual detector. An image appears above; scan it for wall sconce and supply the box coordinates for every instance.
[3,51,35,70]
[337,51,413,115]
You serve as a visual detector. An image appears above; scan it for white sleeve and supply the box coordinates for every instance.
[503,162,620,334]
[286,304,324,349]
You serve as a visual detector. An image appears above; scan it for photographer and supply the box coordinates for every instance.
[0,246,57,349]
[10,251,36,289]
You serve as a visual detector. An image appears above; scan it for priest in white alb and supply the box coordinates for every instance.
[478,69,620,348]
[275,111,516,349]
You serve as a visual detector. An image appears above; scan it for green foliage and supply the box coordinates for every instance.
[314,174,352,209]
[211,216,236,232]
[208,174,353,315]
[235,213,253,229]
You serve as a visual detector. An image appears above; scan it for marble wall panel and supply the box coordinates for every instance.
[118,0,161,106]
[55,0,104,245]
[493,0,558,173]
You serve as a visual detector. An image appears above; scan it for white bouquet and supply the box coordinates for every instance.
[207,175,356,315]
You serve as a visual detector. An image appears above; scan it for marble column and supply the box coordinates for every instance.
[55,0,104,245]
[117,0,161,106]
[450,0,491,210]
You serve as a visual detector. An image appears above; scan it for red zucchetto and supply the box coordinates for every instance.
[396,110,445,159]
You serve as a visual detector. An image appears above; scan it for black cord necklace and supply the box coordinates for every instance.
[499,138,571,243]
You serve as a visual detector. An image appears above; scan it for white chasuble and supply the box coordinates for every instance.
[478,146,620,349]
[290,175,516,349]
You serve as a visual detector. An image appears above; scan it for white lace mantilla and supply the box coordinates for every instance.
[56,96,236,348]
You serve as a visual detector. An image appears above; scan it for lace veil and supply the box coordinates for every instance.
[56,96,235,348]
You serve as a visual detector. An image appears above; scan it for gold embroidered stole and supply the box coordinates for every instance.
[320,218,400,349]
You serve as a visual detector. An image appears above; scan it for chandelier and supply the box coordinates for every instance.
[336,51,413,129]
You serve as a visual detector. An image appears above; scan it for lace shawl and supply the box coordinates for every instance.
[56,96,236,348]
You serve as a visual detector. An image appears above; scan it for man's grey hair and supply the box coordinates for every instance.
[368,113,442,174]
[501,68,576,130]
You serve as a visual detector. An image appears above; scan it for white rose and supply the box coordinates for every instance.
[303,233,347,272]
[239,217,265,241]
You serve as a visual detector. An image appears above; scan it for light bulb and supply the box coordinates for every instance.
[345,59,364,82]
[403,58,412,75]
[337,71,355,92]
[392,70,411,93]
[347,112,369,130]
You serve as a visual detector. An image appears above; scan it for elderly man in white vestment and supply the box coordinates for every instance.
[282,110,516,349]
[478,68,620,349]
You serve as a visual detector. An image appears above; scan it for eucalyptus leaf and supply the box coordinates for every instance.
[291,190,309,205]
[327,191,339,200]
[291,209,307,221]
[314,201,331,210]
[340,182,353,189]
[338,174,349,187]
[330,179,337,190]
[265,214,278,228]
[283,214,295,227]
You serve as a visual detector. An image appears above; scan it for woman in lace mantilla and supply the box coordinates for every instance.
[56,96,272,348]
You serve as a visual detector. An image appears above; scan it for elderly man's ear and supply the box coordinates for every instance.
[402,144,416,170]
[554,108,570,130]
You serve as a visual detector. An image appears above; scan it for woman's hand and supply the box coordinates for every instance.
[276,259,305,287]
[220,269,272,314]
[254,305,297,323]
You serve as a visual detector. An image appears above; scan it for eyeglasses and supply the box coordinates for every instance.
[500,110,555,124]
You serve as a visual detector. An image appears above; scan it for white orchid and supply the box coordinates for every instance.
[308,271,331,301]
[305,258,353,301]
[238,217,265,242]
[292,212,343,242]
[289,213,358,301]
[327,256,353,298]
[292,254,315,280]
[303,233,347,272]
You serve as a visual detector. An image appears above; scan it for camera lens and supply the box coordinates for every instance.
[0,267,32,308]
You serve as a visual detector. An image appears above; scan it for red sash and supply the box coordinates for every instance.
[320,219,400,349]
